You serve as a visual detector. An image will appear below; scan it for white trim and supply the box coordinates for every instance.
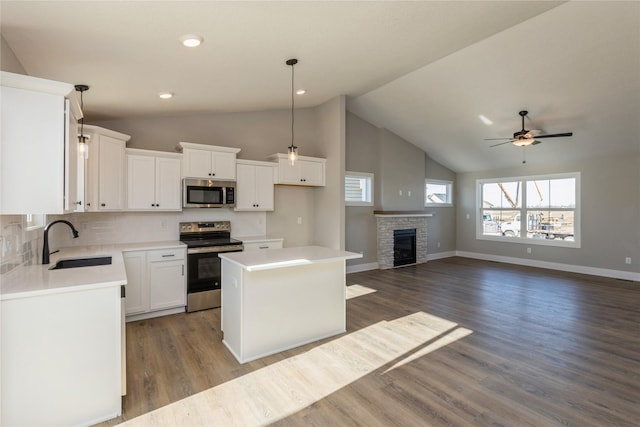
[456,251,640,282]
[346,262,379,274]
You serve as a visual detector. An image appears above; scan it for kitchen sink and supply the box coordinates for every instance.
[49,256,112,270]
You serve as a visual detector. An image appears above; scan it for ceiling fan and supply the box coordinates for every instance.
[485,110,573,147]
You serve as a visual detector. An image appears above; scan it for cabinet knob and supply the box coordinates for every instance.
[76,201,82,206]
[101,203,106,207]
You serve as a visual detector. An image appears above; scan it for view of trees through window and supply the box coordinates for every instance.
[479,174,578,245]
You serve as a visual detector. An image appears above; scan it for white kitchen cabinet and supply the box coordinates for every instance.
[268,153,326,186]
[235,160,275,211]
[124,247,186,321]
[177,142,240,180]
[126,149,181,211]
[1,71,83,214]
[84,125,130,211]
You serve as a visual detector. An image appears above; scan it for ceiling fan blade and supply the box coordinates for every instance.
[483,137,513,141]
[490,141,514,147]
[534,132,573,139]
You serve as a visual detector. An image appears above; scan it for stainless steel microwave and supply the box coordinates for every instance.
[183,179,235,208]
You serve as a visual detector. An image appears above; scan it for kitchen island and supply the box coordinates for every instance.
[219,246,362,363]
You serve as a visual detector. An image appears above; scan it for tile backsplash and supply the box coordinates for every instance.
[0,209,266,274]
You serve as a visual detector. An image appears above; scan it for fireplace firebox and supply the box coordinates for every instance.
[393,228,416,267]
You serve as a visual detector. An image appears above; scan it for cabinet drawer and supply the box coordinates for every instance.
[147,248,185,262]
[243,241,283,251]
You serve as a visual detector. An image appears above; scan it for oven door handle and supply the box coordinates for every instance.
[187,245,244,255]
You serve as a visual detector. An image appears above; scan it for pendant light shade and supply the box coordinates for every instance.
[286,58,298,165]
[75,84,89,159]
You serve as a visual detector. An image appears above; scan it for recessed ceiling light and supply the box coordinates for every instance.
[296,89,306,95]
[158,92,174,99]
[179,34,203,47]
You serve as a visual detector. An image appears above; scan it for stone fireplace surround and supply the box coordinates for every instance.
[374,211,432,269]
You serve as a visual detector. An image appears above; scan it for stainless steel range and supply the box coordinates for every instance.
[179,221,243,312]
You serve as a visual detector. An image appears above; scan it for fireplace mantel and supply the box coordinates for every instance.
[374,211,433,218]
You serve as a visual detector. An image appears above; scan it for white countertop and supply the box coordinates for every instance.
[219,245,362,272]
[1,241,185,301]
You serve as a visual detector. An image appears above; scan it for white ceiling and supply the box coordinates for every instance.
[2,1,639,173]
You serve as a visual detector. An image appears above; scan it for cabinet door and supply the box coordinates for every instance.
[155,157,182,210]
[148,259,186,311]
[300,160,325,186]
[254,165,274,210]
[1,87,65,214]
[211,152,236,180]
[126,155,155,210]
[235,163,256,210]
[278,159,302,184]
[123,251,147,315]
[98,135,125,210]
[183,149,212,179]
[64,98,82,212]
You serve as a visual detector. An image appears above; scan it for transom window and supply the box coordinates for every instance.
[425,179,453,206]
[345,172,374,206]
[477,172,580,247]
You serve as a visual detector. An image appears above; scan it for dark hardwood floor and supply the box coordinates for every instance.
[99,257,640,426]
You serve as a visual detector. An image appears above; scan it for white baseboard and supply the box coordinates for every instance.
[456,251,640,282]
[346,262,379,274]
[427,251,456,261]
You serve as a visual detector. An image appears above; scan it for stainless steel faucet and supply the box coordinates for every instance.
[42,220,79,264]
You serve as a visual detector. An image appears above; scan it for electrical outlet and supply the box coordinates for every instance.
[625,257,631,264]
[466,213,470,220]
[527,247,532,254]
[399,190,403,196]
[408,190,412,197]
[437,242,441,248]
[297,217,302,225]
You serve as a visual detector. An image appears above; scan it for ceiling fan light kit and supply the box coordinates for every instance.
[485,110,573,151]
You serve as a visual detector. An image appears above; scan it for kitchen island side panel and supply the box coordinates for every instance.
[221,260,244,360]
[242,260,346,362]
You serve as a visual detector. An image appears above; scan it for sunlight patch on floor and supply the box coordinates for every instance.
[346,284,377,299]
[118,312,471,427]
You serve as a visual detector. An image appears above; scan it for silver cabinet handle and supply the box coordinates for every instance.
[182,264,184,276]
[162,254,175,258]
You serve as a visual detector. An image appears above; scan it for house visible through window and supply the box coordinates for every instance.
[345,172,373,206]
[425,179,453,206]
[477,172,580,247]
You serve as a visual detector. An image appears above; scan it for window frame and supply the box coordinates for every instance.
[476,172,581,248]
[345,171,374,207]
[26,214,46,231]
[425,179,453,207]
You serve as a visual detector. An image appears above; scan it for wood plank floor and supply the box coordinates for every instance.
[96,257,640,426]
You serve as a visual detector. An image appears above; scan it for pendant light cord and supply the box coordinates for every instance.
[291,61,294,149]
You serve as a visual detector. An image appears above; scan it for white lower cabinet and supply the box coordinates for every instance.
[124,247,186,321]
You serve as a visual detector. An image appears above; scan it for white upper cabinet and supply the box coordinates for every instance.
[177,142,240,180]
[235,160,275,211]
[84,125,130,211]
[126,149,182,211]
[1,71,82,214]
[268,153,326,187]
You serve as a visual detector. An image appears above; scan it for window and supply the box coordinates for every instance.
[26,214,46,230]
[425,179,453,206]
[477,172,580,247]
[345,172,373,206]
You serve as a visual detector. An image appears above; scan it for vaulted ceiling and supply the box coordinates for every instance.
[2,1,638,172]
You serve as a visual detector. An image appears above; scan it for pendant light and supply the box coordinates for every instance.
[286,58,298,165]
[75,84,90,159]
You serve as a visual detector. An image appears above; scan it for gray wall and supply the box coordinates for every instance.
[345,112,457,268]
[456,153,640,274]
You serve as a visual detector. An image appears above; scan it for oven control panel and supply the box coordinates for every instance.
[180,221,231,234]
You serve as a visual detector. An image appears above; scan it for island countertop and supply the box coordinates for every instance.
[219,245,362,272]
